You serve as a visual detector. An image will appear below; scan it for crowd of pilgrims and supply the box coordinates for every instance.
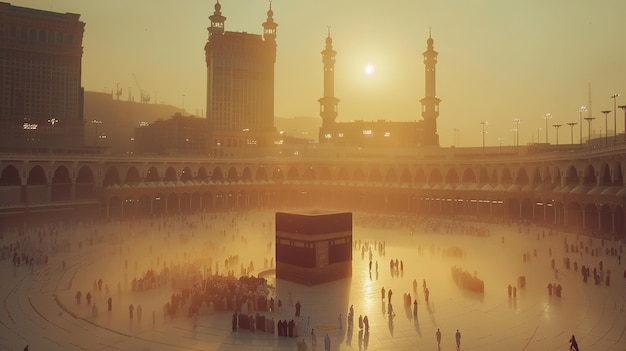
[1,221,70,272]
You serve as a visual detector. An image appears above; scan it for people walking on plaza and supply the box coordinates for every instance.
[295,300,301,317]
[436,328,442,346]
[455,329,461,349]
[107,297,112,311]
[569,334,579,351]
[324,333,331,351]
[129,303,134,319]
[75,290,82,304]
[413,299,418,317]
[363,315,369,332]
[381,287,385,300]
[86,291,92,305]
[311,328,317,348]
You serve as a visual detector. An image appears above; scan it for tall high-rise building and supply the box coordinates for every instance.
[0,2,85,151]
[204,1,277,157]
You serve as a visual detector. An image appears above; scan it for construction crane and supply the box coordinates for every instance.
[132,73,151,104]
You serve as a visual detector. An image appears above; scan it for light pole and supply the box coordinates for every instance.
[578,106,587,147]
[584,117,594,150]
[544,113,551,143]
[47,117,58,149]
[497,137,504,153]
[182,94,186,115]
[619,105,626,142]
[480,121,488,154]
[601,110,611,147]
[91,119,102,147]
[566,122,577,145]
[513,118,521,149]
[552,124,562,145]
[612,93,619,144]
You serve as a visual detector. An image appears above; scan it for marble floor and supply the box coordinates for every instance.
[1,211,625,351]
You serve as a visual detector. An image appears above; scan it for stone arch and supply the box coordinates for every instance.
[428,168,442,184]
[500,167,513,185]
[145,166,159,182]
[461,168,476,184]
[530,167,541,185]
[287,166,300,181]
[337,168,349,182]
[211,166,224,182]
[75,165,95,200]
[197,166,209,182]
[272,167,284,183]
[414,168,426,184]
[164,167,177,182]
[303,166,316,182]
[515,167,529,185]
[613,162,624,186]
[180,167,193,182]
[102,166,121,187]
[51,165,71,201]
[369,168,383,183]
[553,167,561,188]
[444,168,459,184]
[564,165,579,189]
[0,165,20,186]
[598,163,611,186]
[399,168,411,184]
[241,167,253,183]
[582,164,596,186]
[125,166,140,184]
[478,167,489,184]
[319,167,332,182]
[226,167,239,182]
[255,167,269,182]
[384,168,398,184]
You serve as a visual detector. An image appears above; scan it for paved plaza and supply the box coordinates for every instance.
[1,211,625,350]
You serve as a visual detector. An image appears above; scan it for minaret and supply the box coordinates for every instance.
[207,0,225,38]
[318,29,340,143]
[262,1,278,62]
[419,30,440,147]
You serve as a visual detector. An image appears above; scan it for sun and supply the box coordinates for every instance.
[364,63,375,75]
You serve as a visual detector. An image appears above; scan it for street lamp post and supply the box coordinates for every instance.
[601,110,611,147]
[619,105,626,142]
[578,106,587,147]
[47,117,58,150]
[480,121,488,155]
[91,119,102,147]
[584,117,595,150]
[612,94,619,144]
[552,124,562,145]
[544,113,551,143]
[566,122,577,146]
[513,118,521,149]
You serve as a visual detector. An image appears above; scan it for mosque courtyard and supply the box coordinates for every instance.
[1,210,625,350]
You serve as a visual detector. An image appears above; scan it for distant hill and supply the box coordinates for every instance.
[84,91,190,155]
[84,91,321,153]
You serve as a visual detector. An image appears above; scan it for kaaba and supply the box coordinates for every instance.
[275,210,352,285]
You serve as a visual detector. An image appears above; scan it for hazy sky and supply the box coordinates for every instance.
[13,0,626,147]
